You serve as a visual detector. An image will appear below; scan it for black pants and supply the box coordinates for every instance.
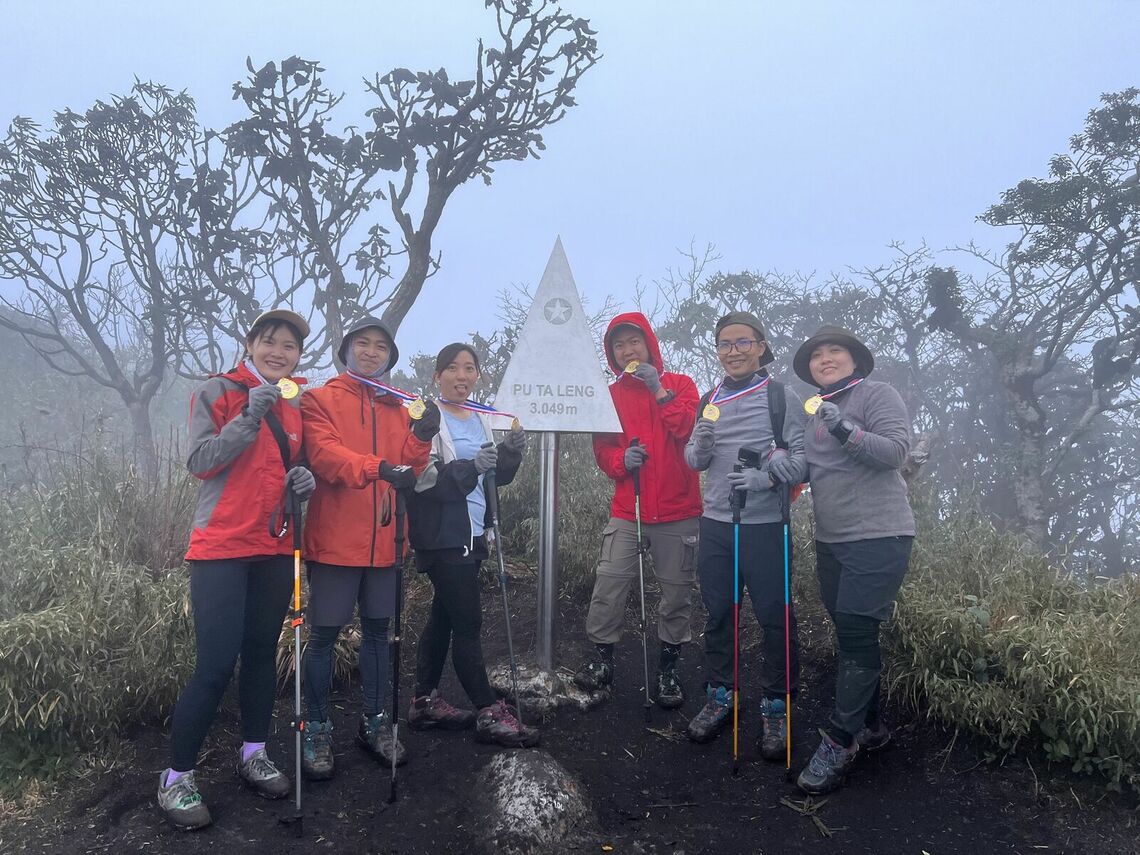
[697,517,800,698]
[303,618,390,721]
[169,556,293,771]
[816,536,913,743]
[412,551,496,709]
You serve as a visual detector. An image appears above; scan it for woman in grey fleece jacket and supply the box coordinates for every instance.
[793,326,916,796]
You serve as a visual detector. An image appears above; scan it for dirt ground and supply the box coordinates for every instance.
[1,569,1137,855]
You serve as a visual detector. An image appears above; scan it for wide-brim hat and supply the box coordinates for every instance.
[714,311,774,367]
[338,316,399,370]
[793,325,875,386]
[248,308,310,341]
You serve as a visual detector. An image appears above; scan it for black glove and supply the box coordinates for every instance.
[286,466,316,501]
[247,383,282,421]
[412,399,441,442]
[379,461,416,491]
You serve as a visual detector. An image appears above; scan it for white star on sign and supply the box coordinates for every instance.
[543,297,572,325]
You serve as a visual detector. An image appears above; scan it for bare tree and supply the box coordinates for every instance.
[226,0,600,367]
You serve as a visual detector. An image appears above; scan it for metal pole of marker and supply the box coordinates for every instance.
[536,431,559,671]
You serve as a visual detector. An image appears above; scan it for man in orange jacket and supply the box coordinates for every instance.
[299,317,440,778]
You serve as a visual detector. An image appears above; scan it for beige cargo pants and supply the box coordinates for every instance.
[584,516,699,646]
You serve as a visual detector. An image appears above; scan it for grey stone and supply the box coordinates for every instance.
[473,750,600,854]
[488,661,610,717]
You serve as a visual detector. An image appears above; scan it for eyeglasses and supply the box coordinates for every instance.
[715,338,760,354]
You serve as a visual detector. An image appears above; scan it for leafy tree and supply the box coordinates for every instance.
[227,0,600,366]
[924,89,1140,551]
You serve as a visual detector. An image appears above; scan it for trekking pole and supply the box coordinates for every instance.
[730,463,744,776]
[779,480,793,770]
[484,461,524,729]
[630,438,653,724]
[387,486,407,804]
[286,489,305,836]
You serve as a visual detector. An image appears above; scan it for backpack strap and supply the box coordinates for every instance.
[768,379,788,450]
[262,410,292,472]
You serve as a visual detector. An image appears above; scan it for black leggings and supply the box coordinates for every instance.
[169,557,292,772]
[412,553,496,709]
[303,618,390,720]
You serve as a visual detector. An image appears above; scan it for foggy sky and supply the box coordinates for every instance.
[1,0,1136,361]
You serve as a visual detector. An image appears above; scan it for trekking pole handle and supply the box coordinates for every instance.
[630,437,641,496]
[730,463,744,521]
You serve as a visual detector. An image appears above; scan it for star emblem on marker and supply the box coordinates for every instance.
[543,297,572,325]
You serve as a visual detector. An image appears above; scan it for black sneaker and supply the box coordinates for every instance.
[685,685,733,743]
[856,721,891,752]
[759,697,787,762]
[797,732,859,795]
[656,667,684,710]
[573,656,614,691]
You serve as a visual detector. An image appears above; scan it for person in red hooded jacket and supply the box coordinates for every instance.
[572,312,702,708]
[159,309,315,832]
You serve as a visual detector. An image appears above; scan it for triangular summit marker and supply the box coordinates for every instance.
[494,238,621,433]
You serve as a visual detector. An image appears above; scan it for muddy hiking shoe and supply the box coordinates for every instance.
[236,748,290,799]
[856,721,891,752]
[302,719,335,780]
[656,643,684,709]
[157,770,211,831]
[408,690,476,731]
[572,644,614,691]
[686,685,734,743]
[357,711,408,767]
[759,697,788,761]
[797,731,859,794]
[476,699,540,748]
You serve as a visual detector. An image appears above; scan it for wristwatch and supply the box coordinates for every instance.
[830,419,855,444]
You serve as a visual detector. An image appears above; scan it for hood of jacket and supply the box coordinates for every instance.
[603,311,665,375]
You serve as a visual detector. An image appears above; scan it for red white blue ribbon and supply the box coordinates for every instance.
[438,397,518,421]
[818,377,865,401]
[345,370,420,405]
[710,375,771,407]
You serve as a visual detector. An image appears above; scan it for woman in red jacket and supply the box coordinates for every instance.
[298,317,439,779]
[159,309,315,831]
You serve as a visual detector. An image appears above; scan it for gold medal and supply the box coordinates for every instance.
[702,403,720,422]
[407,398,426,420]
[511,417,521,431]
[624,360,640,374]
[804,395,823,416]
[276,378,299,400]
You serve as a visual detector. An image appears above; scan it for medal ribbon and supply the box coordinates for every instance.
[345,370,420,406]
[817,377,865,401]
[710,375,771,407]
[439,397,518,422]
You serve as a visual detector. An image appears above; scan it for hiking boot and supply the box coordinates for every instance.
[759,697,788,762]
[357,712,407,767]
[685,685,734,743]
[408,690,477,731]
[856,721,892,752]
[797,732,859,795]
[573,645,614,691]
[475,699,540,748]
[301,719,334,780]
[656,667,684,710]
[236,748,290,799]
[157,770,212,831]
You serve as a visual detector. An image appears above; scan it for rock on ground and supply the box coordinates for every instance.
[472,749,599,854]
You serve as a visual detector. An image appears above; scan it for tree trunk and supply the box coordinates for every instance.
[1004,367,1050,547]
[126,398,158,479]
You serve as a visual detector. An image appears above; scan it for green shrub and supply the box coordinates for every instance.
[884,503,1140,789]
